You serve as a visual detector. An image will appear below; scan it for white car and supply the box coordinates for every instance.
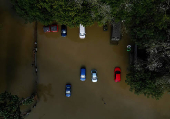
[91,69,98,82]
[79,24,86,39]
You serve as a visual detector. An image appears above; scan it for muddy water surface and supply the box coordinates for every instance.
[0,1,170,119]
[0,0,35,98]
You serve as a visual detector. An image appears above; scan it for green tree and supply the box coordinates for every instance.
[22,97,34,105]
[0,91,34,119]
[11,0,113,27]
[126,69,164,100]
[155,75,170,93]
[123,0,170,99]
[0,91,21,119]
[121,0,170,48]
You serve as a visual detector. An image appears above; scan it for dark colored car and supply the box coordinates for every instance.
[80,67,86,81]
[43,25,58,33]
[43,26,51,33]
[61,25,67,37]
[103,24,108,31]
[110,22,121,45]
[65,84,71,97]
[114,67,121,82]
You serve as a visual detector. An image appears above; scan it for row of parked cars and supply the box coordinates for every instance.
[65,67,121,97]
[43,24,86,39]
[43,22,121,45]
[43,24,67,37]
[80,68,98,82]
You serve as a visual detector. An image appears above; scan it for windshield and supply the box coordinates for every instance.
[81,75,85,78]
[62,30,66,33]
[80,33,85,36]
[115,71,120,74]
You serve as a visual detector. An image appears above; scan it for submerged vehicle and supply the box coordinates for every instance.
[110,22,121,45]
[65,84,71,97]
[103,24,108,31]
[61,25,67,37]
[80,67,86,81]
[43,26,51,33]
[50,25,58,32]
[43,24,58,33]
[114,67,121,82]
[79,24,86,39]
[91,69,98,82]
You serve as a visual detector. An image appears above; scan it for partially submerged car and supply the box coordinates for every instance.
[110,22,121,45]
[80,67,86,81]
[103,24,108,31]
[65,84,71,97]
[114,67,121,82]
[51,25,58,32]
[43,24,58,33]
[91,69,98,82]
[79,24,86,39]
[43,26,51,33]
[61,25,67,37]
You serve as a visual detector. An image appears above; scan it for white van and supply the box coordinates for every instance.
[79,24,86,39]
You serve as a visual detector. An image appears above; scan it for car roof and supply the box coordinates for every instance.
[81,68,86,74]
[51,25,57,31]
[92,73,97,77]
[43,26,50,32]
[80,24,85,33]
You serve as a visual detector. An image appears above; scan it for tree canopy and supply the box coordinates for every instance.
[11,0,114,27]
[126,68,164,100]
[124,0,170,99]
[0,91,34,119]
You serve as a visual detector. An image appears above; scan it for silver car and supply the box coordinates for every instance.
[91,69,98,82]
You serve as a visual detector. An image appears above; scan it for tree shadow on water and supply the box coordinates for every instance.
[37,84,54,102]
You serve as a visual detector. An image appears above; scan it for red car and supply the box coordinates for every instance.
[43,25,58,33]
[114,67,121,82]
[50,25,58,32]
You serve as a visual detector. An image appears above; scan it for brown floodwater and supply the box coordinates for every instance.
[0,0,170,119]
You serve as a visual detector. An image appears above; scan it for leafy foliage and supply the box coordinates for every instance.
[124,0,170,99]
[11,0,113,27]
[22,98,34,105]
[0,91,21,119]
[0,91,34,119]
[123,0,170,48]
[126,69,164,100]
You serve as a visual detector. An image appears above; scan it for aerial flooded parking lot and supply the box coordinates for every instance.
[0,1,170,119]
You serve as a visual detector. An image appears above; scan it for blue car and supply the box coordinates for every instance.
[80,67,86,81]
[65,84,71,97]
[61,25,67,37]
